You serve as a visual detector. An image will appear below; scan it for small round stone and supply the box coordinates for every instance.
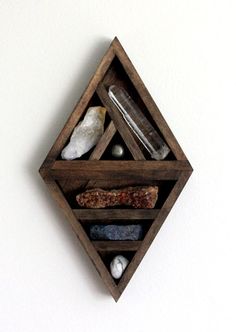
[110,255,129,279]
[111,144,124,158]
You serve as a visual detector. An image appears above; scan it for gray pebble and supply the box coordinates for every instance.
[111,144,125,158]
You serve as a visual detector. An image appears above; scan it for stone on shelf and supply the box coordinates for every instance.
[90,224,143,241]
[110,255,129,279]
[61,106,106,160]
[76,186,158,209]
[111,144,125,158]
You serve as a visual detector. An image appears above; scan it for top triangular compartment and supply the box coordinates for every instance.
[48,37,186,164]
[39,37,193,302]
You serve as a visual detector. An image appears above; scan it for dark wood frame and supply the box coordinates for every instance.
[39,37,193,301]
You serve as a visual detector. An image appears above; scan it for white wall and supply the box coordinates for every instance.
[0,1,235,331]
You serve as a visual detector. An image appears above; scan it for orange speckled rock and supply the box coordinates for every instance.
[76,186,158,209]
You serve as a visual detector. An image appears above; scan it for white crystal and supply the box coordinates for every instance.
[61,106,106,160]
[110,255,129,279]
[108,85,170,160]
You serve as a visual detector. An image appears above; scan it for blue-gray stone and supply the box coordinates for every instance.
[89,224,143,240]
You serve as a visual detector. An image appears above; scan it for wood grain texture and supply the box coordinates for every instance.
[89,121,116,160]
[92,241,141,252]
[41,176,121,301]
[117,171,192,295]
[39,37,193,302]
[50,160,191,180]
[73,209,159,220]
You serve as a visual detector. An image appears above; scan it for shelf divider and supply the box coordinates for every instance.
[89,120,116,160]
[92,241,141,251]
[73,209,159,220]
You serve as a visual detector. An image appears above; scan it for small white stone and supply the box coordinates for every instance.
[110,255,129,279]
[61,106,106,160]
[111,144,124,158]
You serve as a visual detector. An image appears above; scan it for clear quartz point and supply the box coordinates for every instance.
[108,85,170,160]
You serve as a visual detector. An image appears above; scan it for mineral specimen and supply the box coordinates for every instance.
[108,85,170,160]
[110,255,129,279]
[111,144,125,158]
[61,106,106,160]
[90,224,143,240]
[76,186,158,209]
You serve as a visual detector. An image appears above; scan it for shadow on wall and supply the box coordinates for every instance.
[28,37,112,299]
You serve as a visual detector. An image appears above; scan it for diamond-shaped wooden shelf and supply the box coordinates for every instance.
[39,37,193,301]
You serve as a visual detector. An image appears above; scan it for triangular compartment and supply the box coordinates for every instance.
[100,131,135,160]
[97,55,177,161]
[56,92,114,161]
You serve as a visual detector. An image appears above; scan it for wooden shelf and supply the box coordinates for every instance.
[39,37,193,302]
[92,241,141,252]
[50,160,190,180]
[73,209,159,220]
